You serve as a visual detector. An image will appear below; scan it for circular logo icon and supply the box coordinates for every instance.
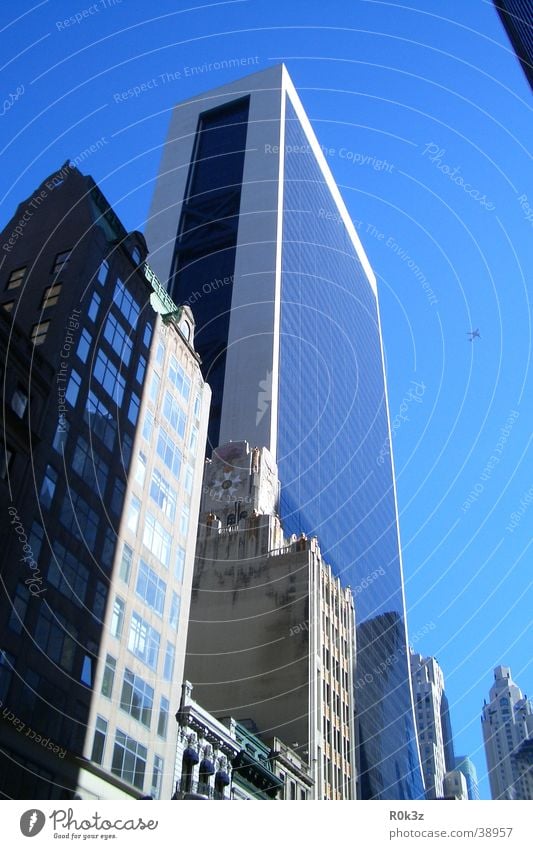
[20,810,46,837]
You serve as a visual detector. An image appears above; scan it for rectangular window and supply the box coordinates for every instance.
[128,612,160,670]
[162,391,186,438]
[169,592,181,630]
[151,755,164,799]
[91,716,108,766]
[175,546,185,583]
[85,391,117,451]
[8,584,29,634]
[52,418,69,453]
[120,669,154,728]
[142,512,171,568]
[136,560,166,616]
[149,372,160,404]
[29,522,44,561]
[97,260,109,285]
[128,392,140,425]
[110,596,125,639]
[66,369,82,407]
[150,468,177,521]
[93,349,125,405]
[101,527,116,570]
[156,427,182,479]
[93,580,107,622]
[88,291,101,322]
[60,490,99,547]
[40,465,58,508]
[49,542,89,606]
[142,410,154,442]
[52,249,71,274]
[121,432,133,470]
[194,393,201,419]
[41,282,62,308]
[143,322,153,348]
[11,387,28,418]
[76,328,92,363]
[169,355,191,402]
[163,642,175,682]
[134,451,147,486]
[127,494,141,534]
[30,320,50,346]
[104,313,133,366]
[111,730,147,790]
[6,266,25,290]
[184,463,194,494]
[157,696,169,739]
[111,477,126,515]
[189,425,198,453]
[34,607,77,672]
[180,504,190,537]
[101,654,116,699]
[119,543,133,584]
[113,279,140,326]
[136,355,146,384]
[72,434,109,491]
[156,341,165,366]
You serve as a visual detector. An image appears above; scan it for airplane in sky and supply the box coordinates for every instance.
[467,329,481,341]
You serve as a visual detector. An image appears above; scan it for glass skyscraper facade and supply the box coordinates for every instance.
[147,64,424,799]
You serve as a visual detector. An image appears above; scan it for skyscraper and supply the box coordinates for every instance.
[493,1,533,88]
[0,165,210,799]
[482,665,533,800]
[410,652,453,799]
[146,64,424,799]
[454,756,480,800]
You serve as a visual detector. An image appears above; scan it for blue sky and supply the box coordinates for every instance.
[1,0,531,799]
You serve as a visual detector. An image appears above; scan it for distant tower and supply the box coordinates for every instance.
[410,652,454,799]
[454,756,480,800]
[481,665,533,799]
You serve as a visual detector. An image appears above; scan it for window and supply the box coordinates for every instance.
[156,427,182,479]
[175,546,185,583]
[6,267,25,290]
[91,716,108,766]
[93,349,126,405]
[0,650,15,702]
[143,321,153,348]
[163,642,175,681]
[169,592,181,630]
[194,393,201,419]
[189,425,199,453]
[113,279,140,326]
[111,732,147,792]
[184,464,194,494]
[157,696,169,739]
[93,580,107,622]
[104,313,133,366]
[128,612,160,670]
[136,560,166,616]
[72,435,109,491]
[151,755,164,799]
[101,527,116,570]
[127,494,141,534]
[52,250,71,274]
[136,355,146,384]
[162,391,186,438]
[119,543,133,584]
[150,469,177,521]
[8,584,29,634]
[110,596,125,639]
[131,247,142,265]
[0,442,14,480]
[29,522,44,561]
[40,465,58,508]
[180,504,190,537]
[134,452,147,486]
[34,607,77,672]
[111,477,126,515]
[76,328,92,363]
[2,300,14,312]
[121,432,133,470]
[169,355,191,401]
[120,669,154,728]
[30,320,50,346]
[128,392,140,425]
[149,372,160,404]
[142,409,154,441]
[88,291,101,322]
[41,282,62,308]
[11,387,28,418]
[81,652,95,686]
[142,512,171,568]
[156,341,165,366]
[52,418,69,453]
[60,489,99,547]
[97,260,109,285]
[66,369,82,407]
[49,542,89,606]
[101,654,116,699]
